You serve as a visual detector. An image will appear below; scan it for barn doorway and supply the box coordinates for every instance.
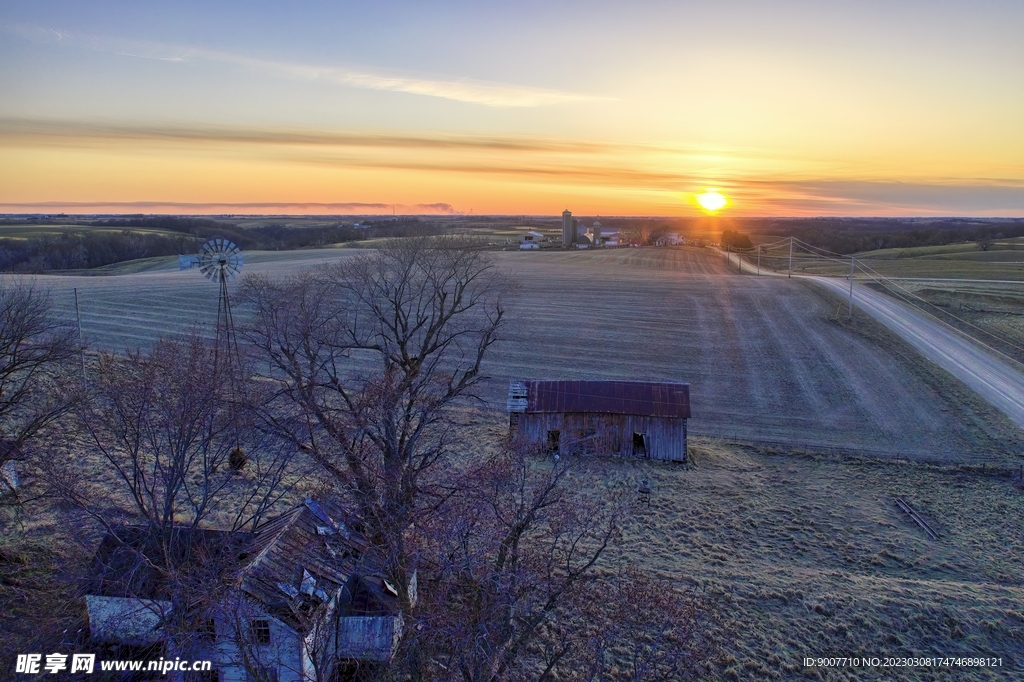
[546,430,561,454]
[632,432,648,456]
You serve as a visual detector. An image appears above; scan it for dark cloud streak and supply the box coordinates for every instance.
[0,118,611,154]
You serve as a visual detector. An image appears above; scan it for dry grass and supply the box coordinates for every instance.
[0,532,91,662]
[564,439,1024,680]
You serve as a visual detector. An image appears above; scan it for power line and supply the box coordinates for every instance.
[749,238,1024,361]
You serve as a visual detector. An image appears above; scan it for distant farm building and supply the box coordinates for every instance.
[562,209,576,247]
[519,231,546,249]
[508,380,690,462]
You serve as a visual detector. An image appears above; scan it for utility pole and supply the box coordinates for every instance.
[74,287,86,382]
[848,256,855,320]
[788,237,793,278]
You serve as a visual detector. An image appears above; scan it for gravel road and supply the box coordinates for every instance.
[809,276,1024,430]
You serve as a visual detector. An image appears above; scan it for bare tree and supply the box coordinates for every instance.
[407,446,623,681]
[56,334,295,534]
[240,235,515,608]
[42,334,298,652]
[0,281,78,509]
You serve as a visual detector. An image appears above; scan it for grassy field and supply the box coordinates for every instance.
[860,279,1024,368]
[734,238,1024,376]
[572,439,1024,679]
[8,433,1021,679]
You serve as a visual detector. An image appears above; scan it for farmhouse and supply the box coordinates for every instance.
[84,499,409,681]
[507,380,690,462]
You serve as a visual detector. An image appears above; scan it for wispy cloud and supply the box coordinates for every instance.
[0,201,459,215]
[742,180,1024,216]
[4,24,604,108]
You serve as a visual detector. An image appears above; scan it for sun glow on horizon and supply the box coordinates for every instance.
[696,190,729,214]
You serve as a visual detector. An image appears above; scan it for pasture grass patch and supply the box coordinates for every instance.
[560,438,1024,679]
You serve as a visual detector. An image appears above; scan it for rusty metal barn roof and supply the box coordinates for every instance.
[525,381,690,418]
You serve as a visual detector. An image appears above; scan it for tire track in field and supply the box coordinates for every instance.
[491,249,1022,459]
[15,247,1022,460]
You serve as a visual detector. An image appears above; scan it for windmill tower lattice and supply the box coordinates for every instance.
[180,238,244,381]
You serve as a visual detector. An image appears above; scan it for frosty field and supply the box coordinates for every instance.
[13,245,1022,463]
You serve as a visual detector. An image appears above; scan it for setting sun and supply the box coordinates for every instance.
[696,190,728,213]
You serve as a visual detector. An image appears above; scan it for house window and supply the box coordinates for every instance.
[198,619,216,642]
[250,619,271,644]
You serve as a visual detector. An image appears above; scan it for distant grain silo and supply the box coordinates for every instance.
[508,380,690,462]
[592,220,603,245]
[562,209,575,247]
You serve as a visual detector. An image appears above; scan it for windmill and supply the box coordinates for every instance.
[181,238,246,467]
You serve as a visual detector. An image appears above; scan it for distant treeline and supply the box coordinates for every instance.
[0,217,446,272]
[737,218,1024,254]
[89,216,446,249]
[0,231,196,272]
[720,229,753,250]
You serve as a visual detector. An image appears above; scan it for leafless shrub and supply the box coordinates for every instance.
[405,446,624,681]
[573,568,718,681]
[57,334,292,535]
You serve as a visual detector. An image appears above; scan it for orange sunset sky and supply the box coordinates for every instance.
[3,1,1024,216]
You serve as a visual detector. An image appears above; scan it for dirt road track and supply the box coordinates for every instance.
[810,276,1024,430]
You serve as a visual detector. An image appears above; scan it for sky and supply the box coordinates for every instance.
[2,1,1024,217]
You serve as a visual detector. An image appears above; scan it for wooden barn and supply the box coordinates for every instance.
[507,380,690,462]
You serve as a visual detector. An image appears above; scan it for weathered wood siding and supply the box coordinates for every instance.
[336,615,403,662]
[514,413,687,462]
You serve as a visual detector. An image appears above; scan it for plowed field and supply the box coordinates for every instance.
[14,246,1022,462]
[490,248,1021,462]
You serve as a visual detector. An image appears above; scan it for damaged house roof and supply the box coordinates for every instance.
[88,499,399,634]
